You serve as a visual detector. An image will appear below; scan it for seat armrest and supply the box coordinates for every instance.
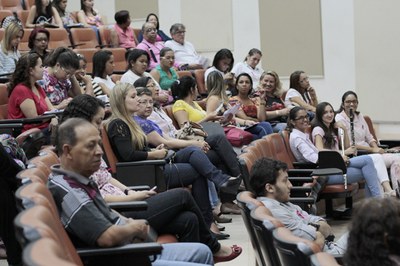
[116,160,166,167]
[0,114,55,125]
[128,185,151,191]
[312,168,342,176]
[108,201,148,212]
[288,169,314,176]
[288,176,314,182]
[77,242,162,258]
[379,140,400,148]
[292,162,317,169]
[0,123,23,129]
[289,197,315,204]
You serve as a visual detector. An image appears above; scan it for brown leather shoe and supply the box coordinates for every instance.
[221,202,241,215]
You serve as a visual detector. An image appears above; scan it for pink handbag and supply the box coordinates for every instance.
[223,126,253,147]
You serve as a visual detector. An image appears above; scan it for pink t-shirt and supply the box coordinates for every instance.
[311,126,339,150]
[114,24,137,49]
[8,83,50,131]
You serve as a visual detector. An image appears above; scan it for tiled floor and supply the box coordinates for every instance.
[0,207,351,266]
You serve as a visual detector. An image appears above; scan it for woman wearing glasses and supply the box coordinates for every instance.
[288,105,384,198]
[37,47,88,110]
[28,28,50,62]
[284,70,318,114]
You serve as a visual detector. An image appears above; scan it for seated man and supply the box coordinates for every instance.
[48,118,227,265]
[165,23,209,70]
[249,157,348,255]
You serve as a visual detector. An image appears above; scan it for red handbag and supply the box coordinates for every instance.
[223,126,253,147]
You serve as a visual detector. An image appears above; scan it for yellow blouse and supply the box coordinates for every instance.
[172,100,206,123]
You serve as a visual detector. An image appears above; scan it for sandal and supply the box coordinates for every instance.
[214,245,242,263]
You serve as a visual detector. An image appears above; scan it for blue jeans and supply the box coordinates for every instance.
[326,155,382,197]
[246,121,273,140]
[208,181,219,209]
[154,243,213,265]
[272,122,287,133]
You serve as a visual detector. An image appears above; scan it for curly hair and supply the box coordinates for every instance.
[344,197,400,266]
[310,102,338,149]
[9,52,40,95]
[60,94,105,124]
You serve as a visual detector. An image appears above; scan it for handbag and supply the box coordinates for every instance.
[223,126,253,147]
[175,121,207,142]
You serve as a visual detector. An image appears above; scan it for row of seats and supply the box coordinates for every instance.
[0,0,33,12]
[236,191,341,266]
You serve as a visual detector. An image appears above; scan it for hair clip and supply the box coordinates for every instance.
[175,80,180,85]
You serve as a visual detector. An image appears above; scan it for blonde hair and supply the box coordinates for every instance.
[260,71,283,97]
[105,83,147,150]
[206,71,229,104]
[1,22,23,54]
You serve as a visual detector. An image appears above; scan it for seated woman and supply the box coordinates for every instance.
[26,0,63,28]
[206,71,269,142]
[105,83,241,229]
[53,0,78,27]
[37,47,83,110]
[121,49,170,104]
[231,48,264,89]
[8,53,57,137]
[257,71,290,132]
[112,10,138,50]
[312,102,395,196]
[76,0,104,27]
[345,197,400,266]
[28,28,50,62]
[205,48,236,95]
[229,72,273,138]
[336,91,400,191]
[92,49,115,95]
[149,47,177,104]
[0,22,23,75]
[284,70,318,115]
[137,13,171,43]
[288,106,383,198]
[60,93,242,262]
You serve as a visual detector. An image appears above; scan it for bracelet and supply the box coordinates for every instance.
[124,188,130,195]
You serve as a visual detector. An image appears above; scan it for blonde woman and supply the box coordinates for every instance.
[0,22,23,75]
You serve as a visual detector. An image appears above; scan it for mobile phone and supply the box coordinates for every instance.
[150,186,157,191]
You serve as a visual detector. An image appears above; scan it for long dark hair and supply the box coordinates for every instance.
[235,73,253,95]
[212,48,234,72]
[286,106,305,132]
[337,90,360,115]
[53,0,66,16]
[92,49,112,78]
[145,13,159,30]
[311,102,338,149]
[81,0,97,16]
[44,47,79,69]
[9,52,41,95]
[35,0,52,17]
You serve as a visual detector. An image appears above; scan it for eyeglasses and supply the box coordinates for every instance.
[139,100,154,106]
[61,67,74,78]
[344,100,358,104]
[175,30,186,35]
[35,37,48,42]
[294,115,309,121]
[145,28,157,33]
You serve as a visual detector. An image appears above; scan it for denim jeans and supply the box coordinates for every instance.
[154,243,213,265]
[246,121,273,140]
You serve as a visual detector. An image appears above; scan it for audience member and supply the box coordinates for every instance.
[204,48,235,91]
[26,0,63,28]
[335,91,400,190]
[231,48,264,89]
[165,23,208,70]
[149,47,177,102]
[138,13,171,43]
[8,53,57,136]
[250,157,348,255]
[229,73,273,136]
[288,106,383,197]
[312,102,395,196]
[92,49,115,95]
[257,71,290,132]
[112,10,138,50]
[53,0,77,27]
[344,197,400,266]
[74,53,103,97]
[136,22,166,71]
[28,28,50,62]
[38,47,83,109]
[121,49,169,104]
[77,0,103,27]
[206,71,268,141]
[105,83,242,229]
[50,117,233,265]
[284,70,318,115]
[0,22,23,75]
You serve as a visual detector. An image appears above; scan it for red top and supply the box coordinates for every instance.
[8,83,50,131]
